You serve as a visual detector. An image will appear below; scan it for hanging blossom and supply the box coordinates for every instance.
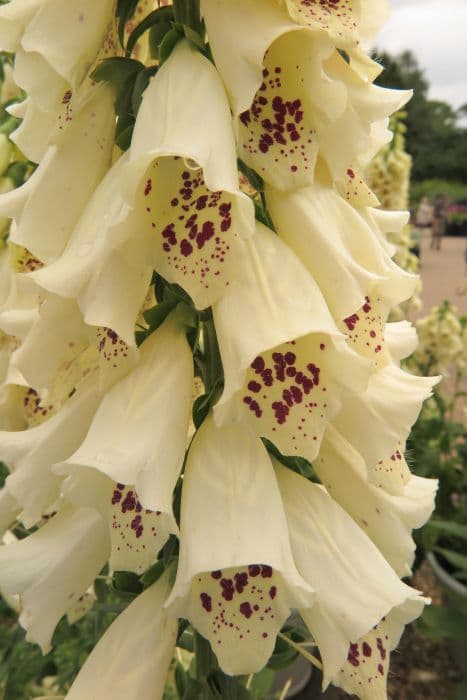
[365,111,422,318]
[0,2,438,699]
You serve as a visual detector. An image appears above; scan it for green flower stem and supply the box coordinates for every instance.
[194,630,218,680]
[172,0,200,29]
[202,309,223,396]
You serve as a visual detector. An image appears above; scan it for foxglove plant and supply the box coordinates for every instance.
[0,1,438,699]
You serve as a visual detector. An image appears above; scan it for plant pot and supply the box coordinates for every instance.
[426,551,467,668]
[270,655,313,698]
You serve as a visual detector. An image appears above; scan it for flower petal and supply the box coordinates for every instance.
[0,504,109,652]
[236,30,345,191]
[335,598,426,699]
[0,377,101,526]
[201,0,297,114]
[20,0,114,89]
[266,183,417,321]
[384,320,419,363]
[275,461,425,686]
[332,364,438,466]
[61,465,173,574]
[165,416,315,675]
[67,574,177,700]
[284,0,389,49]
[213,221,347,407]
[125,40,254,308]
[0,85,115,262]
[66,315,193,519]
[0,485,20,538]
[316,425,438,576]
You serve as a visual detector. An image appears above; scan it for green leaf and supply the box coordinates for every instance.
[238,159,264,192]
[192,393,212,429]
[139,559,166,587]
[450,677,467,700]
[159,25,184,66]
[112,571,143,595]
[116,0,139,46]
[175,662,189,698]
[428,520,467,541]
[126,6,174,57]
[143,300,178,329]
[91,56,144,96]
[435,547,467,574]
[4,161,28,187]
[262,438,318,481]
[148,17,174,59]
[419,604,467,644]
[209,671,252,699]
[115,120,135,151]
[93,577,109,603]
[183,25,205,50]
[131,65,158,116]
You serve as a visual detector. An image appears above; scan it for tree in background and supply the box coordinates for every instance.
[372,49,467,185]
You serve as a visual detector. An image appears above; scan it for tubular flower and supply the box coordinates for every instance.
[0,2,438,699]
[0,0,117,161]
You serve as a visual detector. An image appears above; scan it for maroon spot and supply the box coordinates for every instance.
[378,663,384,676]
[211,570,222,579]
[362,642,372,657]
[180,239,193,257]
[239,602,253,619]
[251,357,265,373]
[261,565,273,578]
[269,586,277,599]
[234,572,249,594]
[248,380,261,393]
[248,565,261,577]
[200,593,212,612]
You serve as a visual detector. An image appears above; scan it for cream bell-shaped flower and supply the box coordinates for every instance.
[66,573,178,700]
[318,52,411,205]
[266,182,417,323]
[0,485,20,538]
[213,222,369,463]
[165,416,315,675]
[0,84,115,263]
[30,154,151,347]
[0,0,116,162]
[0,0,114,90]
[0,503,110,653]
[282,0,389,51]
[10,292,137,405]
[275,462,426,691]
[0,376,101,527]
[332,363,437,468]
[59,465,174,575]
[34,41,255,340]
[63,314,193,517]
[333,602,426,700]
[316,425,437,577]
[124,39,255,309]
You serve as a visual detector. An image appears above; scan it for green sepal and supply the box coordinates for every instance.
[262,438,319,482]
[139,559,166,588]
[238,159,264,192]
[91,57,145,103]
[159,25,185,66]
[131,65,158,116]
[126,6,174,57]
[4,161,28,187]
[116,0,140,47]
[112,570,143,596]
[143,299,179,328]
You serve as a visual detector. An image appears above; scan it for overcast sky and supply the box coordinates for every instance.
[375,0,467,112]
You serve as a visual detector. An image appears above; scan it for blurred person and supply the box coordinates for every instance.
[415,195,433,232]
[431,195,447,251]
